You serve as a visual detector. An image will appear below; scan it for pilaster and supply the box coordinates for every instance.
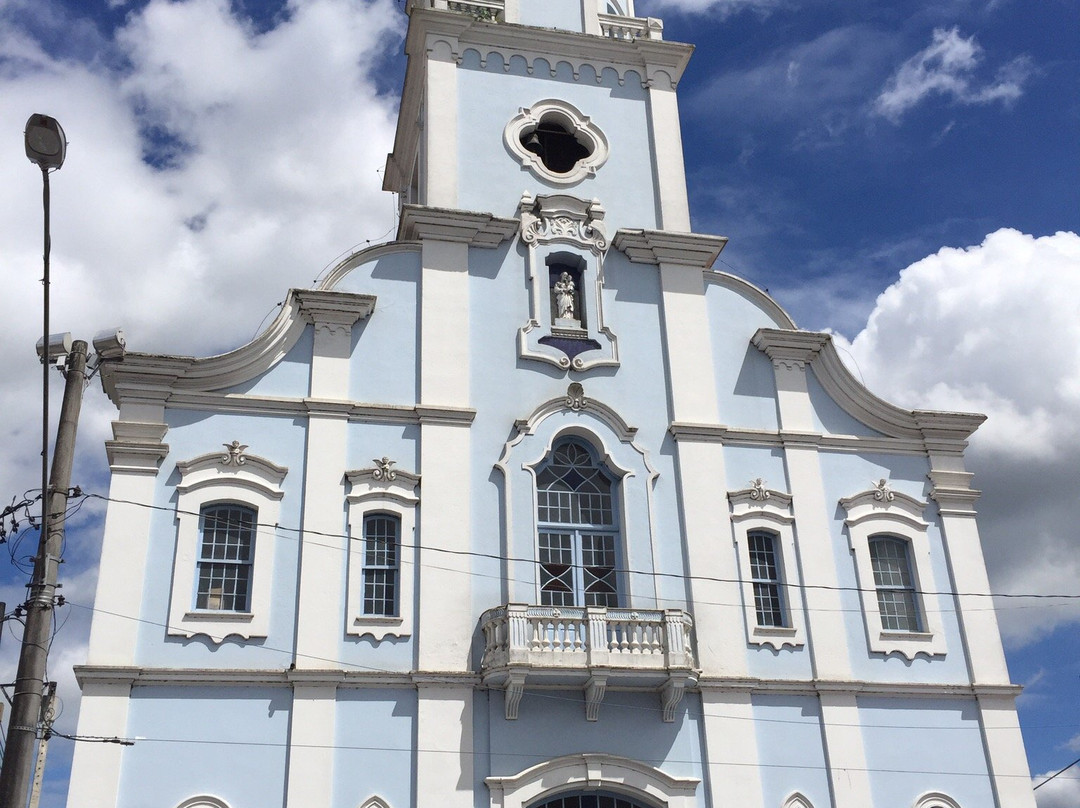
[64,677,133,808]
[645,73,691,232]
[817,690,874,807]
[424,44,458,208]
[699,688,764,808]
[416,683,474,807]
[285,681,339,807]
[977,692,1038,808]
[87,421,168,665]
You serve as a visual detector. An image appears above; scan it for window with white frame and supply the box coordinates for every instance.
[747,529,786,627]
[530,794,655,808]
[728,482,805,650]
[840,481,946,659]
[195,504,256,612]
[345,462,419,640]
[536,439,621,607]
[869,535,921,632]
[362,512,400,616]
[169,446,287,642]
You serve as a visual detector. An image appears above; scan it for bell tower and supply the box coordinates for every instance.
[383,0,694,233]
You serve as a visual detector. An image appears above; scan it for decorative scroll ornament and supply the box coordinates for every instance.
[519,193,608,255]
[566,382,587,412]
[372,457,397,481]
[749,478,770,501]
[872,478,895,502]
[221,440,248,466]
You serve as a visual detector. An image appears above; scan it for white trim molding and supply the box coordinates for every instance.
[359,797,391,808]
[782,793,814,808]
[728,481,806,650]
[168,445,287,642]
[176,797,231,808]
[840,481,947,659]
[912,793,962,808]
[505,99,609,185]
[486,753,699,808]
[344,462,421,640]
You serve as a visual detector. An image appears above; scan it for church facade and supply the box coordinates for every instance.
[68,1,1036,806]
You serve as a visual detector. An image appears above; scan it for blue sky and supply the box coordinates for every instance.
[0,0,1076,805]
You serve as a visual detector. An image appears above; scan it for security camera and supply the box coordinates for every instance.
[36,332,72,364]
[92,328,126,361]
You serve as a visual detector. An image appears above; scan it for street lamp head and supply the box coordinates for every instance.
[24,114,66,171]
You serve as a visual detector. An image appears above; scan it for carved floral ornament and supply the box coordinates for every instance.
[749,477,770,501]
[372,457,397,481]
[873,477,896,502]
[519,193,608,255]
[220,440,248,466]
[565,382,587,411]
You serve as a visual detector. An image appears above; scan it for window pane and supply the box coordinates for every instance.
[870,537,920,631]
[196,505,255,611]
[748,531,785,627]
[363,514,400,616]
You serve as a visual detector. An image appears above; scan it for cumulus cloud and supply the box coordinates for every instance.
[1033,771,1080,808]
[874,27,1032,122]
[639,0,783,15]
[833,229,1080,645]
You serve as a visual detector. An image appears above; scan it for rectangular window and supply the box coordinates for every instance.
[870,536,921,632]
[196,504,256,612]
[363,514,399,616]
[747,531,786,627]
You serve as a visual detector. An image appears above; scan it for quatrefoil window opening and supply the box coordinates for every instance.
[505,100,610,185]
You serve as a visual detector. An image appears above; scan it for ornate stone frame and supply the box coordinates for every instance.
[913,793,962,808]
[840,480,947,659]
[517,193,619,371]
[169,444,287,642]
[728,480,806,650]
[485,753,699,808]
[345,460,420,641]
[504,99,610,185]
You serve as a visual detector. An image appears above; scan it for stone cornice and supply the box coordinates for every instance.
[612,229,728,267]
[668,422,932,455]
[751,328,986,448]
[397,205,518,247]
[104,421,169,474]
[100,289,375,406]
[703,270,796,329]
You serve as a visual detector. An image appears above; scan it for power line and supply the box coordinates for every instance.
[79,490,1080,604]
[1034,756,1080,790]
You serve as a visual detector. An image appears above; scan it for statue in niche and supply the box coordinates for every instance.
[554,272,576,320]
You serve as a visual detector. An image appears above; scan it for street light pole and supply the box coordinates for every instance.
[0,113,71,808]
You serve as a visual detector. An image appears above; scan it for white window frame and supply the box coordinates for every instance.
[728,484,805,650]
[913,794,961,808]
[783,794,814,808]
[170,449,287,642]
[345,464,419,640]
[504,99,610,186]
[485,753,699,808]
[176,798,231,808]
[840,484,947,659]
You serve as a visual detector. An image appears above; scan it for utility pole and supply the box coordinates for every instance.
[0,340,87,808]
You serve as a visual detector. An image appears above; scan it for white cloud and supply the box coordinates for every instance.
[1064,734,1080,753]
[640,0,783,15]
[874,27,1032,121]
[1034,771,1080,808]
[833,229,1080,645]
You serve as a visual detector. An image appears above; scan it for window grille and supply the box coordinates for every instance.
[747,530,786,627]
[363,513,400,616]
[531,794,652,808]
[196,504,256,612]
[869,536,921,631]
[536,440,620,607]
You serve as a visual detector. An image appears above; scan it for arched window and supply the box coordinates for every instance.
[362,513,400,616]
[530,794,654,808]
[536,439,620,607]
[196,504,257,612]
[869,535,920,632]
[747,529,786,627]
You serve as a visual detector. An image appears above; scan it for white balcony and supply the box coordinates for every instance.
[480,604,697,722]
[598,13,664,41]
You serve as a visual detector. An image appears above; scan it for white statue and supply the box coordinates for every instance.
[554,272,576,320]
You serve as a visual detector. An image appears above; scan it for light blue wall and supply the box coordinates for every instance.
[119,685,290,808]
[816,450,969,683]
[752,694,832,808]
[455,54,658,229]
[137,410,306,669]
[333,689,416,808]
[484,689,705,792]
[806,366,885,437]
[705,279,781,431]
[336,248,421,407]
[225,325,313,398]
[859,696,994,807]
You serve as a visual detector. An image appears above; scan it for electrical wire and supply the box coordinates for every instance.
[1034,756,1080,790]
[80,490,1080,604]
